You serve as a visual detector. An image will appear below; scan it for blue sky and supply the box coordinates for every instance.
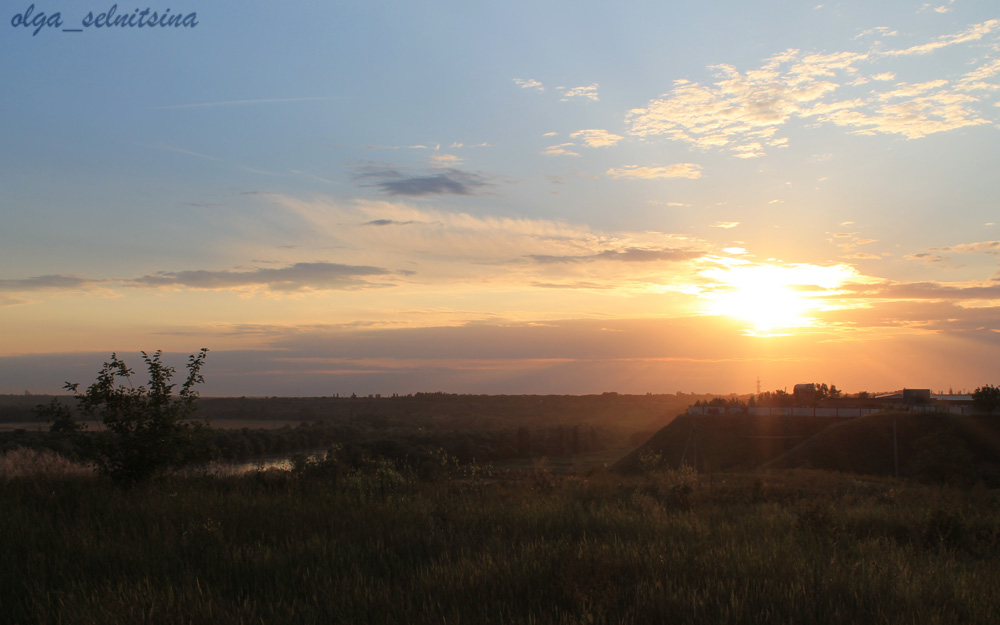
[2,1,999,395]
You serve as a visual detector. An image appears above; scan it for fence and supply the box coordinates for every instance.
[687,404,979,417]
[689,406,891,417]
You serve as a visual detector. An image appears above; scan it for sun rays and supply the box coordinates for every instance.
[701,261,858,336]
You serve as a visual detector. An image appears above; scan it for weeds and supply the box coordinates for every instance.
[1,466,998,624]
[0,447,93,479]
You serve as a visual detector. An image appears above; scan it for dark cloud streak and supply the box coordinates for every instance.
[128,262,403,292]
[354,164,492,197]
[527,247,704,264]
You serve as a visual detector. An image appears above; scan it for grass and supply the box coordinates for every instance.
[2,452,999,624]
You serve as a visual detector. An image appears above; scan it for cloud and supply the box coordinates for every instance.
[354,166,491,196]
[527,247,705,264]
[128,262,401,292]
[838,279,1000,302]
[558,84,600,101]
[884,18,998,56]
[626,19,1000,154]
[0,275,98,291]
[541,143,580,157]
[513,78,544,91]
[855,26,899,40]
[362,219,418,227]
[930,241,1000,256]
[570,129,624,147]
[0,260,409,296]
[275,195,706,279]
[920,2,955,14]
[530,281,615,290]
[710,222,740,229]
[905,252,947,264]
[904,240,1000,266]
[606,164,703,180]
[430,153,463,167]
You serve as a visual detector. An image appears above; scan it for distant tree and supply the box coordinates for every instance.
[755,389,793,408]
[972,384,1000,415]
[37,397,85,435]
[37,349,210,485]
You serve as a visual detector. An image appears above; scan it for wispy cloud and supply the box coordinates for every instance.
[430,153,463,167]
[527,247,705,264]
[570,129,624,147]
[886,18,997,56]
[513,78,544,91]
[0,263,407,295]
[128,262,402,292]
[626,19,1000,155]
[0,275,98,291]
[558,84,600,101]
[939,241,1000,255]
[541,143,580,157]
[271,195,712,292]
[855,26,899,40]
[606,164,703,180]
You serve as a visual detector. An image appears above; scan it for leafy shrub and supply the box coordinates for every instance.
[36,349,210,485]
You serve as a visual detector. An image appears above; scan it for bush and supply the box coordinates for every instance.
[36,349,210,485]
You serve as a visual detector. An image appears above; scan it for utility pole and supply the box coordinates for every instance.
[756,376,762,395]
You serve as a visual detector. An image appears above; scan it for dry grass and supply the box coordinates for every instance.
[0,447,94,479]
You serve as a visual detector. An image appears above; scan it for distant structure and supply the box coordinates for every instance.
[876,388,931,404]
[687,384,980,417]
[792,383,818,404]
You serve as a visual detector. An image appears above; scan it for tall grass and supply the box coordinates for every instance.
[1,462,998,624]
[0,447,93,479]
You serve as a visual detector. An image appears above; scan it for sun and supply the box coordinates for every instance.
[701,262,855,336]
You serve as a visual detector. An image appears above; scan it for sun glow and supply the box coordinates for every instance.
[701,262,856,336]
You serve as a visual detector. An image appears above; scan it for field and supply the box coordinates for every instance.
[2,455,999,624]
[3,392,999,623]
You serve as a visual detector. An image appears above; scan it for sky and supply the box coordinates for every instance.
[1,1,999,396]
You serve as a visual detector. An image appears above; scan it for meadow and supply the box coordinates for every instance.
[2,449,998,625]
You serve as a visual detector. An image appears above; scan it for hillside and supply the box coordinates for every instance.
[617,412,1000,485]
[615,413,844,473]
[761,412,1000,482]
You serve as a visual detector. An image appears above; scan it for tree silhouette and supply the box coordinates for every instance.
[39,349,210,485]
[972,384,1000,415]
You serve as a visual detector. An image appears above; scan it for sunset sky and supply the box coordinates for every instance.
[2,1,999,396]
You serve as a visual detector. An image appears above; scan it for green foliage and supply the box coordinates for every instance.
[973,384,1000,415]
[35,397,84,435]
[39,349,210,485]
